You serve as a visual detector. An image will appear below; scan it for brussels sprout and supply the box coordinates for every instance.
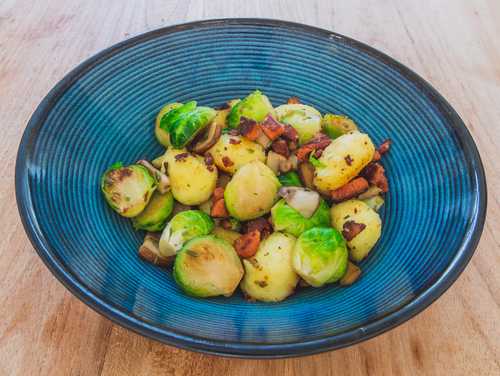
[271,199,330,237]
[173,235,243,297]
[275,104,322,144]
[165,149,217,205]
[240,232,299,302]
[314,132,375,191]
[101,163,157,217]
[155,102,183,146]
[208,134,266,174]
[132,191,174,231]
[212,227,241,244]
[292,227,348,287]
[278,171,303,187]
[166,104,217,149]
[227,90,275,128]
[159,210,214,257]
[224,161,281,220]
[362,195,385,211]
[322,114,358,139]
[331,199,381,262]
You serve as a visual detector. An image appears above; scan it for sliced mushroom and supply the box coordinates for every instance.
[340,262,361,286]
[357,185,382,200]
[138,233,174,267]
[298,162,315,189]
[137,159,170,193]
[191,121,222,154]
[278,186,320,218]
[266,151,287,174]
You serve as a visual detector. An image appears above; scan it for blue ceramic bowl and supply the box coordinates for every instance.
[16,19,486,358]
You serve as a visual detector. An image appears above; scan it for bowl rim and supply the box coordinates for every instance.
[15,18,487,358]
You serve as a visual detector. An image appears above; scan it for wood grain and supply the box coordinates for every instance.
[0,0,499,375]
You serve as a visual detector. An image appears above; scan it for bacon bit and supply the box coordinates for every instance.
[211,198,229,218]
[288,141,298,151]
[239,117,262,141]
[229,138,241,145]
[287,96,300,104]
[282,124,299,142]
[222,156,234,168]
[174,152,189,161]
[271,138,290,158]
[213,187,225,201]
[260,115,285,140]
[361,163,389,192]
[342,220,366,241]
[244,218,272,238]
[234,230,261,258]
[296,133,331,161]
[314,149,323,158]
[378,139,392,155]
[345,155,353,166]
[372,150,381,162]
[330,177,369,202]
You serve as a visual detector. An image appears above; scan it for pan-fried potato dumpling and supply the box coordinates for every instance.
[165,148,217,205]
[313,132,375,191]
[240,232,299,302]
[208,134,265,174]
[275,104,322,144]
[331,199,382,262]
[174,235,243,298]
[224,161,281,220]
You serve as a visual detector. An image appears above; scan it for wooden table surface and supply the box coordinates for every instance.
[1,0,499,375]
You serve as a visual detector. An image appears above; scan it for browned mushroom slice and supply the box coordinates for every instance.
[190,121,223,154]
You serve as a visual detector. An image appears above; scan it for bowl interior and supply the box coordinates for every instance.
[18,20,484,356]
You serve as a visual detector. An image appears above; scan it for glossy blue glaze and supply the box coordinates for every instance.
[16,19,486,358]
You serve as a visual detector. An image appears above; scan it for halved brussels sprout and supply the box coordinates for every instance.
[275,104,322,144]
[313,132,375,191]
[271,199,330,237]
[212,227,241,245]
[159,210,214,257]
[322,114,358,139]
[331,199,381,262]
[155,102,183,146]
[208,134,265,174]
[166,103,217,149]
[278,171,302,187]
[227,90,275,128]
[240,232,299,302]
[292,227,348,287]
[101,163,157,217]
[224,161,281,220]
[165,148,217,205]
[132,191,174,231]
[173,235,243,297]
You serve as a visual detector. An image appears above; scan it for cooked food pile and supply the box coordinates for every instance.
[101,90,391,302]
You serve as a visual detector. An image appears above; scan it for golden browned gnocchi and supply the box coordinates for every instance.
[330,199,382,261]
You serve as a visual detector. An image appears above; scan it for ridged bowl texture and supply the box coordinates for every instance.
[16,19,486,357]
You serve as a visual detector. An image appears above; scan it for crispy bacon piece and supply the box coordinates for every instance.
[239,117,262,141]
[295,133,331,161]
[342,220,366,241]
[287,96,300,104]
[211,198,229,218]
[378,139,392,155]
[330,177,369,202]
[372,150,381,162]
[213,187,225,201]
[244,218,272,238]
[361,163,389,192]
[271,138,290,158]
[234,230,261,258]
[282,124,299,143]
[260,115,285,140]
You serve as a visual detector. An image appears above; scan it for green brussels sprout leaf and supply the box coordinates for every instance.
[278,171,302,187]
[271,199,330,237]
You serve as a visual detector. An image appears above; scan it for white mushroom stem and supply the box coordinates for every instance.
[278,187,320,218]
